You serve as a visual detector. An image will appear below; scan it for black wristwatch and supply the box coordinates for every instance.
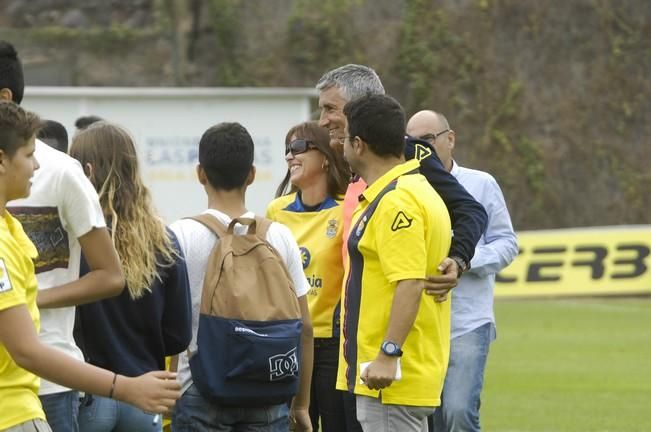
[380,341,403,357]
[450,256,470,278]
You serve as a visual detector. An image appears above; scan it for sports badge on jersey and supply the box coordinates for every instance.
[300,246,311,269]
[414,143,433,161]
[0,258,13,293]
[326,219,338,239]
[391,211,413,231]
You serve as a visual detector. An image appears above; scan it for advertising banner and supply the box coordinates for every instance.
[495,226,651,297]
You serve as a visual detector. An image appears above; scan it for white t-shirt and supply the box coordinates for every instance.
[7,140,105,395]
[170,209,310,393]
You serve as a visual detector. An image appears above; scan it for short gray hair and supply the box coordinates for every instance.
[316,64,385,102]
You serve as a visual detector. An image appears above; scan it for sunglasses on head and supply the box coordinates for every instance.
[285,139,316,155]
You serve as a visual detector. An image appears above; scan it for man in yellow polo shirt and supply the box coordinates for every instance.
[336,93,452,432]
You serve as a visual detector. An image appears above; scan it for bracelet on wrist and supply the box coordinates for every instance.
[108,373,118,399]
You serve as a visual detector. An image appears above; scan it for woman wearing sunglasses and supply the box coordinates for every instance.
[267,121,351,432]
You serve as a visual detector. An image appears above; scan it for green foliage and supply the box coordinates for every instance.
[6,0,649,228]
[206,0,244,85]
[286,0,364,81]
[392,0,455,111]
[16,26,156,52]
[517,137,545,194]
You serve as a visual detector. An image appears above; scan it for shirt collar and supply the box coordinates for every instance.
[285,192,339,212]
[202,208,255,224]
[450,159,459,176]
[360,159,420,204]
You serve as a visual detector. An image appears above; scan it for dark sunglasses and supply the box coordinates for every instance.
[285,139,316,155]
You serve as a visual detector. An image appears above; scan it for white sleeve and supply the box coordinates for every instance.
[169,220,188,255]
[468,176,518,277]
[58,160,105,238]
[268,222,309,298]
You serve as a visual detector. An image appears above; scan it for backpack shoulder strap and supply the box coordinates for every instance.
[186,214,229,238]
[253,216,273,241]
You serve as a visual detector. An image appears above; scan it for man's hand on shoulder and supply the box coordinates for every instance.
[424,257,460,302]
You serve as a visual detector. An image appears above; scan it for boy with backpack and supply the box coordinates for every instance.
[170,122,313,432]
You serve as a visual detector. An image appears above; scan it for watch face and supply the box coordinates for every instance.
[383,341,399,355]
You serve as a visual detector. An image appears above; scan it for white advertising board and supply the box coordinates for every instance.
[23,86,315,222]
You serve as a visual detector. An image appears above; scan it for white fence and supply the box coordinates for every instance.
[23,86,316,222]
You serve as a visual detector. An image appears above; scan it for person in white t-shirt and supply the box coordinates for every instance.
[1,40,125,432]
[170,122,314,432]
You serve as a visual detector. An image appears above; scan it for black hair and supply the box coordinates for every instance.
[0,101,40,157]
[344,93,406,158]
[75,115,104,130]
[0,41,25,104]
[198,122,254,190]
[38,119,69,153]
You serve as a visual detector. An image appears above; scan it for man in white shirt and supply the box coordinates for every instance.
[170,122,314,432]
[1,40,125,432]
[407,110,518,432]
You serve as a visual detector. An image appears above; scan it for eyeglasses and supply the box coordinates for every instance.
[418,129,450,142]
[336,136,356,145]
[285,139,316,155]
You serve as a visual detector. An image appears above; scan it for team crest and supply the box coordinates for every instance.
[326,219,338,239]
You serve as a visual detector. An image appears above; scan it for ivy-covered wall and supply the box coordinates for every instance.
[1,0,649,229]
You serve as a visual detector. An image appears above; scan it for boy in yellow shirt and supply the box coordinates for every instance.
[0,101,180,432]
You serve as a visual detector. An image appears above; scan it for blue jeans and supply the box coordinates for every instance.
[39,391,79,432]
[310,338,350,432]
[172,384,289,431]
[78,394,162,432]
[430,322,494,432]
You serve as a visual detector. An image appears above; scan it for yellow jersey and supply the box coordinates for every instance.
[267,193,344,338]
[0,211,45,429]
[336,159,452,407]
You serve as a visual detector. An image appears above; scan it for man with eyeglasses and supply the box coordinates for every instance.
[317,64,488,431]
[407,110,518,432]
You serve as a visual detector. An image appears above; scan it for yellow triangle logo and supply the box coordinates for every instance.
[391,211,413,231]
[415,143,432,161]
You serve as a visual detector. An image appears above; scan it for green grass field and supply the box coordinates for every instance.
[482,298,651,432]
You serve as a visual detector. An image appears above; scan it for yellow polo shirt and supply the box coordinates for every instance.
[267,193,344,338]
[336,159,452,407]
[0,210,45,429]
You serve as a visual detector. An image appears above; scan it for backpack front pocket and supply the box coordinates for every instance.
[190,314,303,406]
